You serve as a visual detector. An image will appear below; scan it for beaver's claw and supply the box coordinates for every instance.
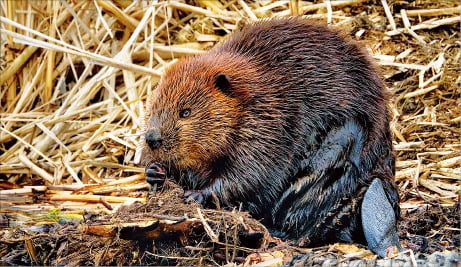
[184,190,206,205]
[145,163,166,189]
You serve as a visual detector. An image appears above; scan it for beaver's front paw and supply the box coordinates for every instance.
[184,190,208,205]
[145,163,166,189]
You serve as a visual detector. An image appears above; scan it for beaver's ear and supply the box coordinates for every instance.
[214,73,232,94]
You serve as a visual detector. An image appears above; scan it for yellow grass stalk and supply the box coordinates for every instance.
[0,45,38,87]
[405,6,461,17]
[381,0,397,31]
[50,194,145,203]
[0,16,161,76]
[238,0,258,20]
[96,0,139,30]
[386,16,461,35]
[403,85,438,99]
[275,0,367,17]
[18,153,54,184]
[401,9,426,44]
[44,0,58,104]
[197,0,225,15]
[168,1,236,23]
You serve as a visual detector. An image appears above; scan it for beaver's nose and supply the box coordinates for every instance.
[145,129,162,149]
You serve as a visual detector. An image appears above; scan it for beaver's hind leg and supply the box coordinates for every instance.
[361,178,402,257]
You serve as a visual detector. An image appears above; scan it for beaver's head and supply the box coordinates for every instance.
[143,53,255,173]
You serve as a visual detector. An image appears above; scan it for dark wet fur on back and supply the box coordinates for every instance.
[142,18,399,247]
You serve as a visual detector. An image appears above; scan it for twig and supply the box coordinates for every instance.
[0,16,162,77]
[325,0,333,24]
[0,46,38,86]
[18,153,54,184]
[196,208,219,242]
[50,194,145,203]
[381,0,397,31]
[403,85,438,99]
[405,6,461,17]
[167,1,235,23]
[276,0,366,16]
[401,9,426,44]
[386,16,461,36]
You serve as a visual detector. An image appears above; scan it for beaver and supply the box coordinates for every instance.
[142,18,401,257]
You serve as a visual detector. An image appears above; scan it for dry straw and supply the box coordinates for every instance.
[0,0,459,216]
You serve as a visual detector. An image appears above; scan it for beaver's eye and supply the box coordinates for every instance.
[179,109,191,118]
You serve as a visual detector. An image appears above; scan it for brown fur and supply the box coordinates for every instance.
[142,18,399,248]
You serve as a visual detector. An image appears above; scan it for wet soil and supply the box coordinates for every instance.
[0,183,459,266]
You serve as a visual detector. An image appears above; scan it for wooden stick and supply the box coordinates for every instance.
[375,61,426,70]
[35,122,71,153]
[0,46,38,86]
[50,194,145,203]
[0,188,33,195]
[381,0,397,31]
[1,27,162,77]
[197,0,225,14]
[96,0,139,30]
[403,85,438,99]
[386,16,461,35]
[167,1,235,23]
[106,174,145,185]
[0,126,54,164]
[197,208,219,242]
[238,0,257,20]
[18,154,55,183]
[394,141,424,150]
[0,16,162,77]
[44,0,58,104]
[289,0,299,16]
[276,0,366,16]
[419,178,457,197]
[405,6,461,17]
[401,9,426,44]
[325,0,333,24]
